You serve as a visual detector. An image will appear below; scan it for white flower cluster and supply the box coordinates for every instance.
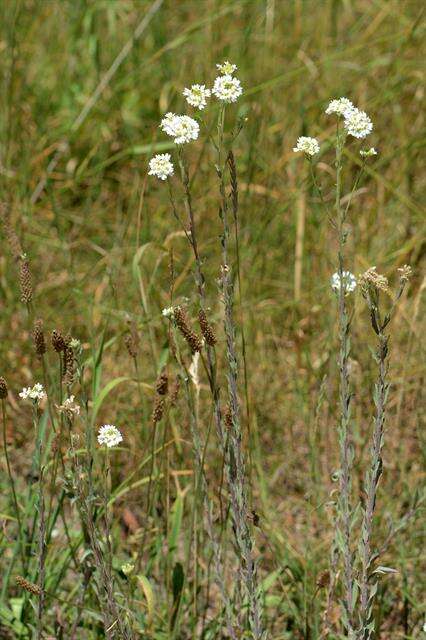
[293,136,320,156]
[57,395,80,416]
[216,60,237,74]
[160,113,200,145]
[148,153,174,180]
[331,271,357,294]
[97,424,123,448]
[183,84,211,110]
[325,96,373,139]
[19,383,46,404]
[162,306,174,318]
[360,147,377,157]
[149,61,243,179]
[212,74,243,103]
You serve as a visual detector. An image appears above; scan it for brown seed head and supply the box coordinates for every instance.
[170,377,180,406]
[33,320,46,357]
[316,570,330,589]
[15,575,42,596]
[124,334,138,358]
[224,404,233,428]
[63,344,75,385]
[0,377,8,399]
[156,371,168,396]
[174,306,202,354]
[198,309,217,346]
[19,257,33,304]
[1,204,23,260]
[51,329,66,353]
[152,395,165,424]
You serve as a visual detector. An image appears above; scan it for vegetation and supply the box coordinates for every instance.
[0,1,424,638]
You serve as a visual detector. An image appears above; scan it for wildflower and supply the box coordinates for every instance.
[293,136,320,156]
[19,383,46,404]
[359,267,389,293]
[343,108,373,139]
[69,337,81,350]
[162,306,174,318]
[121,563,134,576]
[331,271,357,294]
[160,113,199,144]
[212,74,243,103]
[183,84,211,110]
[97,424,123,448]
[216,60,237,75]
[148,153,174,180]
[325,97,354,116]
[397,264,413,283]
[360,147,377,157]
[57,395,80,417]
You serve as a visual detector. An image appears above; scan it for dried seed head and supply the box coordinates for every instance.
[63,344,75,385]
[0,377,8,399]
[51,329,66,353]
[359,267,389,294]
[33,320,46,357]
[316,570,330,589]
[198,309,217,346]
[174,306,202,353]
[19,257,33,304]
[1,204,23,260]
[156,371,168,396]
[152,395,165,424]
[170,377,180,406]
[398,264,413,284]
[124,334,138,358]
[224,404,233,428]
[15,575,41,596]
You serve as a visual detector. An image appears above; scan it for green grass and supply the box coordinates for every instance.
[0,1,425,638]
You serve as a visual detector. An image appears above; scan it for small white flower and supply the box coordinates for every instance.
[121,562,134,575]
[360,147,377,157]
[162,306,174,318]
[97,424,123,448]
[58,395,80,416]
[343,108,373,139]
[331,271,357,294]
[325,97,355,116]
[216,60,237,75]
[293,136,320,156]
[212,74,243,103]
[19,383,46,404]
[159,113,199,144]
[183,84,211,110]
[148,153,174,180]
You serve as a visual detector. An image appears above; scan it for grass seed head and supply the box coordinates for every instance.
[33,319,46,357]
[0,377,8,399]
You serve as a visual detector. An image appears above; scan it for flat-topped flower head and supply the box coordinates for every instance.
[359,267,389,293]
[293,136,320,156]
[325,97,355,116]
[97,424,123,448]
[360,147,377,158]
[148,153,174,180]
[160,113,199,144]
[343,108,373,138]
[19,383,46,404]
[183,84,211,110]
[216,60,237,75]
[331,271,357,295]
[162,306,174,318]
[212,74,243,103]
[57,395,80,416]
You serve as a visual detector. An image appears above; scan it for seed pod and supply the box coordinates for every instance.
[51,329,66,353]
[19,257,33,304]
[0,377,8,399]
[152,396,165,424]
[170,377,180,406]
[198,309,217,346]
[15,575,41,596]
[33,320,46,357]
[156,371,168,396]
[174,306,202,354]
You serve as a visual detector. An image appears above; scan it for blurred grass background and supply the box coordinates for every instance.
[1,0,425,637]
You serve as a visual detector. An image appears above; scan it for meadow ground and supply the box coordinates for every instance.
[0,1,425,638]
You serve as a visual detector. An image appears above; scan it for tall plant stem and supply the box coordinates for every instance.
[2,399,26,568]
